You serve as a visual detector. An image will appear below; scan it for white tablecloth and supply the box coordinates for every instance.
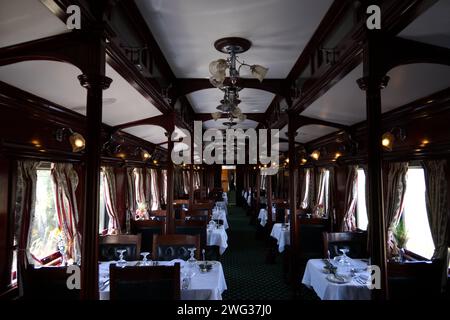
[207,226,228,255]
[301,259,371,300]
[212,209,229,229]
[270,223,290,252]
[222,192,228,204]
[258,208,276,227]
[215,201,228,216]
[99,260,227,300]
[258,209,268,226]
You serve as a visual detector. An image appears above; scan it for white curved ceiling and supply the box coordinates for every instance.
[186,87,275,116]
[136,0,333,79]
[399,0,450,48]
[203,118,259,130]
[278,124,338,144]
[301,63,450,126]
[0,61,163,127]
[0,0,68,48]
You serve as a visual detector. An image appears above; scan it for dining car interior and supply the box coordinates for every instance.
[1,0,450,307]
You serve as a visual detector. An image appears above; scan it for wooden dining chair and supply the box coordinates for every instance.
[387,259,444,300]
[152,234,200,261]
[109,263,180,300]
[182,209,210,222]
[175,220,207,250]
[23,265,80,300]
[131,220,165,253]
[322,231,368,259]
[98,234,141,261]
[150,209,167,222]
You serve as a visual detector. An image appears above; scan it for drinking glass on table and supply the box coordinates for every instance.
[140,252,151,266]
[116,249,127,268]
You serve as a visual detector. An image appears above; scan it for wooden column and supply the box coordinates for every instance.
[189,165,195,206]
[189,138,196,205]
[166,122,175,234]
[287,113,298,249]
[256,170,261,211]
[78,35,112,300]
[357,31,389,300]
[266,122,273,225]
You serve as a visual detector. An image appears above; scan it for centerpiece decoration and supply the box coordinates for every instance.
[135,201,149,220]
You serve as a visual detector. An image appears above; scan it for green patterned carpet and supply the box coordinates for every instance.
[221,206,295,300]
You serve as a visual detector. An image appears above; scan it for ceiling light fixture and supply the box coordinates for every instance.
[311,150,320,161]
[381,127,406,151]
[55,128,85,152]
[209,37,268,127]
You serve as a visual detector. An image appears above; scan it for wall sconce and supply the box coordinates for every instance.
[311,150,320,160]
[133,147,151,161]
[382,127,406,151]
[55,128,85,152]
[334,152,342,160]
[300,158,308,165]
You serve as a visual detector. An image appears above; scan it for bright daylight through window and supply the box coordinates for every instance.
[402,168,435,259]
[28,167,60,263]
[356,169,368,231]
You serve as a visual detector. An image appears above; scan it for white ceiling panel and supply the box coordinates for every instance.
[382,63,450,112]
[186,88,274,114]
[0,0,68,48]
[278,124,338,144]
[0,60,162,126]
[399,0,450,48]
[301,64,365,125]
[302,62,450,127]
[123,125,167,144]
[203,119,258,130]
[135,0,333,78]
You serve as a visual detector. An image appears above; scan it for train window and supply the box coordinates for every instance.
[402,168,435,259]
[356,169,368,230]
[28,167,60,264]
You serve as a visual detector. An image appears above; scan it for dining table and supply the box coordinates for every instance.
[207,224,228,255]
[211,208,229,229]
[270,223,290,252]
[301,258,372,300]
[99,260,228,300]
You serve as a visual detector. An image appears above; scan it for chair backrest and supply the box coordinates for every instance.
[175,220,207,249]
[99,234,141,261]
[388,260,443,300]
[150,210,167,222]
[323,232,368,259]
[191,203,213,217]
[298,219,328,260]
[131,220,165,253]
[23,266,80,299]
[152,234,200,261]
[183,209,210,222]
[109,263,180,300]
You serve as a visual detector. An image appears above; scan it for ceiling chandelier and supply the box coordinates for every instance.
[208,37,269,128]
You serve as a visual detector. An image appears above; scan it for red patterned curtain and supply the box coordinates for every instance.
[51,163,81,262]
[384,162,408,257]
[101,167,121,234]
[341,166,358,231]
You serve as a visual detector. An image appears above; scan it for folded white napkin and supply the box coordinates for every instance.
[169,259,186,267]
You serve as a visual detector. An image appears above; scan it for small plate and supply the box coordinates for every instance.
[326,274,351,284]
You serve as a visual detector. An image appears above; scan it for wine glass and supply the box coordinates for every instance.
[140,252,151,266]
[116,249,127,268]
[339,248,350,263]
[187,248,197,277]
